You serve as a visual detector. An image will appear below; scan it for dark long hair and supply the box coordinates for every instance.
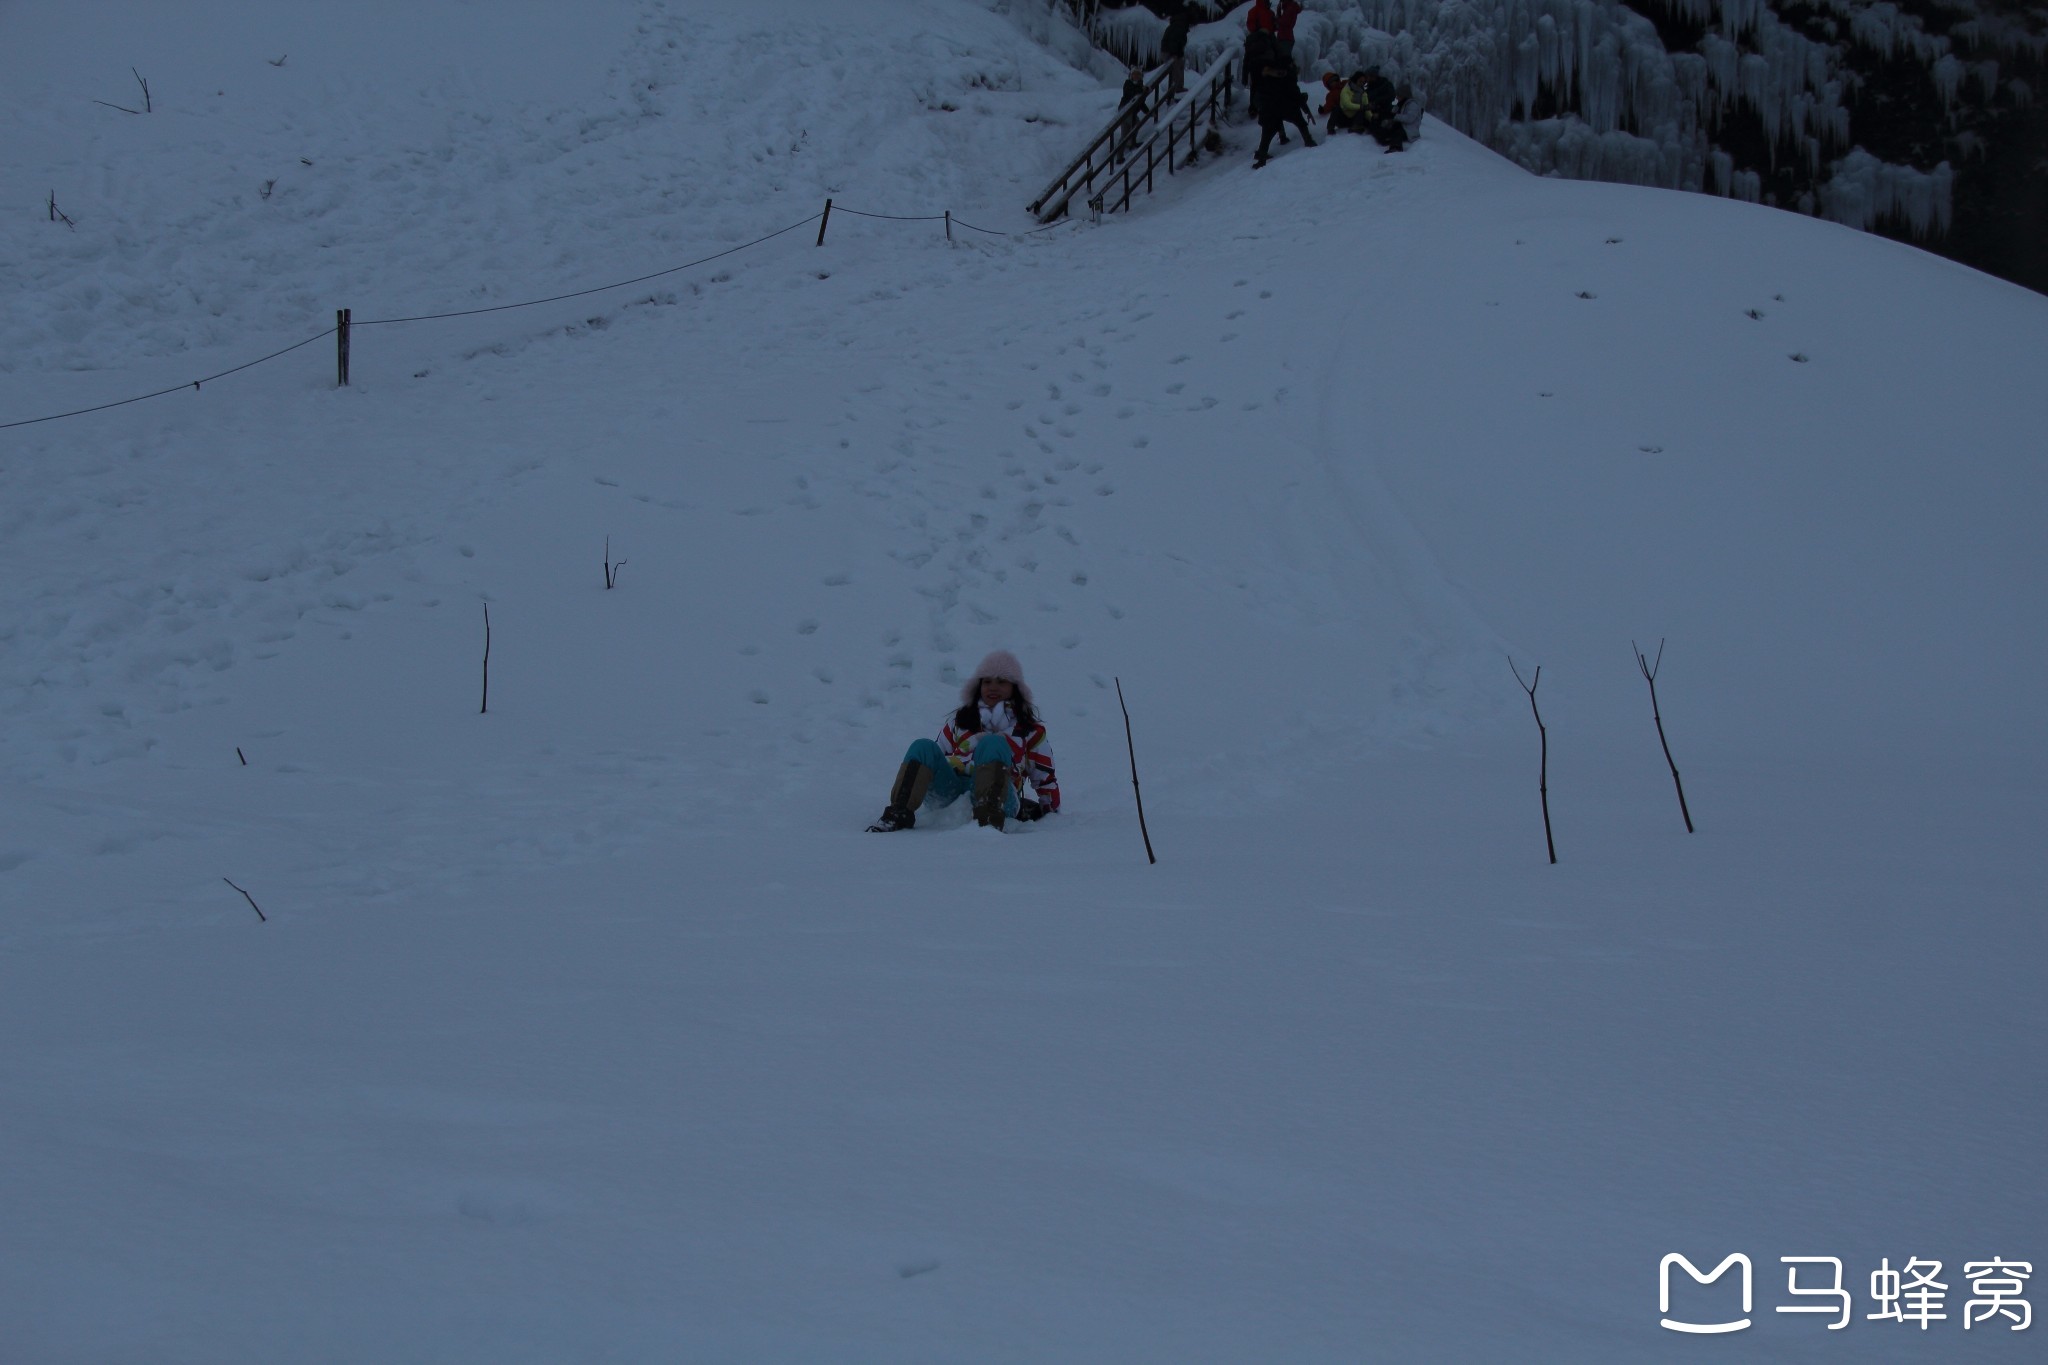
[954,688,1039,736]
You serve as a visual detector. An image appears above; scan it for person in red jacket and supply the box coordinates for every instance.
[1319,71,1345,132]
[1276,0,1303,43]
[1245,0,1277,36]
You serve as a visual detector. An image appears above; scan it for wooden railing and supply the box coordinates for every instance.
[1028,46,1243,224]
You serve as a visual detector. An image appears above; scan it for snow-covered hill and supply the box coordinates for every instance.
[3,2,2044,1360]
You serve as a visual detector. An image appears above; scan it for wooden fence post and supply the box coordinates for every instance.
[336,308,351,387]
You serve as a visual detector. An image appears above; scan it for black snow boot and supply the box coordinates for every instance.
[868,760,933,832]
[971,762,1008,831]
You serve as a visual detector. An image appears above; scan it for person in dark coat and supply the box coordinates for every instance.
[1116,65,1147,154]
[1161,4,1191,97]
[1244,27,1278,122]
[1360,68,1410,151]
[1251,50,1315,167]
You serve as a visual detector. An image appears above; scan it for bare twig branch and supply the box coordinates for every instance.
[47,191,77,229]
[268,54,288,67]
[1633,638,1695,833]
[223,877,267,923]
[1114,676,1157,865]
[480,602,491,714]
[133,67,151,112]
[92,99,143,114]
[1508,654,1557,864]
[604,536,628,589]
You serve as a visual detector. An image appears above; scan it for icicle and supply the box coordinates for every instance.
[1931,54,1964,113]
[1819,150,1954,237]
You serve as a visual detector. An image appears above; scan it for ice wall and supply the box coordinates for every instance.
[1294,0,2048,237]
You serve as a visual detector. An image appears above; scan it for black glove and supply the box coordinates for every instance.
[1015,798,1049,822]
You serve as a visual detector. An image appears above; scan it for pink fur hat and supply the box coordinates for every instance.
[961,649,1033,705]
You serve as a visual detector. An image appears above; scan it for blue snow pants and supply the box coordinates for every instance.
[904,735,1019,818]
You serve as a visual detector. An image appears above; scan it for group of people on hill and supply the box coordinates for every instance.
[1319,68,1412,151]
[1116,1,1414,169]
[1244,0,1412,161]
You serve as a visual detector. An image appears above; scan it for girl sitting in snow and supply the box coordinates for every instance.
[867,650,1060,833]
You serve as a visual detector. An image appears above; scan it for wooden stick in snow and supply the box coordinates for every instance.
[1508,656,1557,864]
[223,877,267,923]
[1115,676,1157,865]
[1633,638,1695,833]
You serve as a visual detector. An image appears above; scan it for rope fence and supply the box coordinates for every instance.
[1,198,1082,433]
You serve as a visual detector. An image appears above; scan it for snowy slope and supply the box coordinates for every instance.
[3,2,2045,1361]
